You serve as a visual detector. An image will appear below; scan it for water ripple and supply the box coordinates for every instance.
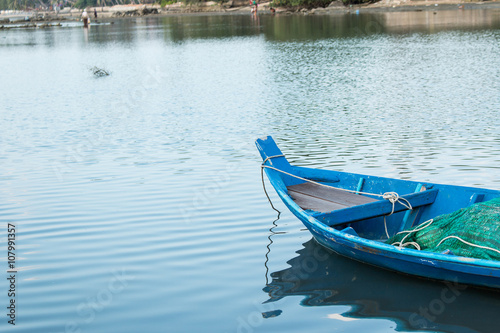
[1,12,499,333]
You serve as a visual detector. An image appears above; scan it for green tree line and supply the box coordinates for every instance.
[0,0,38,10]
[0,0,65,10]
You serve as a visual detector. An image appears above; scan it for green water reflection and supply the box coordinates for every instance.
[57,9,500,45]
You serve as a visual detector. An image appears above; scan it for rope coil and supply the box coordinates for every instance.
[392,218,435,248]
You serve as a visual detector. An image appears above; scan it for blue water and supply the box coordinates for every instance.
[1,10,500,333]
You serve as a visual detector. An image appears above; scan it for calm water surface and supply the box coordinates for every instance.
[1,10,500,333]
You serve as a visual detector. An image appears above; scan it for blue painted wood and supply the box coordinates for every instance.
[340,226,358,236]
[313,189,438,226]
[469,193,485,205]
[399,183,424,231]
[356,177,365,194]
[291,166,340,184]
[256,136,500,289]
[255,136,292,172]
[256,136,303,186]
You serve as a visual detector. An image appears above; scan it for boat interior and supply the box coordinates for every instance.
[286,180,440,241]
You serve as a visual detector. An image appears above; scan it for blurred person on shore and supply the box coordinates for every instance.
[82,9,89,28]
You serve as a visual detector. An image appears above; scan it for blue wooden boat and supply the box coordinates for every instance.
[256,136,500,289]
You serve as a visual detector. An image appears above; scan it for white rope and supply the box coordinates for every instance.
[260,155,285,215]
[381,192,412,239]
[392,228,500,256]
[436,236,500,256]
[262,154,285,165]
[382,192,412,214]
[391,218,435,249]
[383,216,390,239]
[391,241,421,250]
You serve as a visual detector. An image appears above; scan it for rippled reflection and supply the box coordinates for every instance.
[265,238,500,332]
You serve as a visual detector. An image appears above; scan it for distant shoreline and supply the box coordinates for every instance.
[1,0,500,27]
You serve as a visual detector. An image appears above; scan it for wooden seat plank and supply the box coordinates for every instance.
[287,190,349,212]
[287,182,377,212]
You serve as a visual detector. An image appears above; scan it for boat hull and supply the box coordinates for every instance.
[257,136,500,289]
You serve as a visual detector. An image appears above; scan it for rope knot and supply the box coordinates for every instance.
[383,192,413,212]
[382,192,399,204]
[382,192,413,239]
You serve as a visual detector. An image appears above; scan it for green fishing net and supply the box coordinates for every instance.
[387,197,500,261]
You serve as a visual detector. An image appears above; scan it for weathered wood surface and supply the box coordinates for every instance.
[287,182,377,213]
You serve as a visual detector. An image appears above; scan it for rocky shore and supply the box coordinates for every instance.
[1,0,499,29]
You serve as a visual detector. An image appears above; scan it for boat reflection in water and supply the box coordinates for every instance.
[263,238,500,332]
